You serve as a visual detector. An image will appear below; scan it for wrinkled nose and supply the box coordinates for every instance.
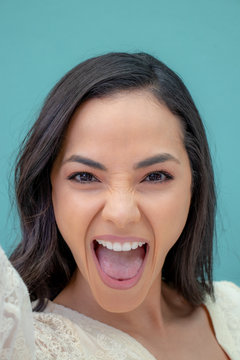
[101,190,141,228]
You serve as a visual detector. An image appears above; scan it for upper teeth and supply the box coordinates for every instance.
[95,240,146,251]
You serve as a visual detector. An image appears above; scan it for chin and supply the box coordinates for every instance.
[88,272,152,314]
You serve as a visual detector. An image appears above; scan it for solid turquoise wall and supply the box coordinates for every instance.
[0,0,239,285]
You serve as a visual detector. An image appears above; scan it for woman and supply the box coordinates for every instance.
[0,52,239,359]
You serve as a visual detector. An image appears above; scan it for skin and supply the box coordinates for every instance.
[51,91,229,359]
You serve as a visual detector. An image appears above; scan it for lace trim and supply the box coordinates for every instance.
[0,247,35,359]
[33,310,154,359]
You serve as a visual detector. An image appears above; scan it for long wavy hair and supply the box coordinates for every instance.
[10,52,216,311]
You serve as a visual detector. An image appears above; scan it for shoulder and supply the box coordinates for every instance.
[213,281,240,301]
[205,281,240,358]
[212,281,240,309]
[210,281,240,329]
[206,281,240,320]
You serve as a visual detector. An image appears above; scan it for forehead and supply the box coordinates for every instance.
[60,91,186,163]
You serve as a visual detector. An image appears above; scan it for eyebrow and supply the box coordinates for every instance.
[134,153,180,169]
[64,153,180,170]
[63,155,107,170]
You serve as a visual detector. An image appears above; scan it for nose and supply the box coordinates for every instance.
[101,189,141,228]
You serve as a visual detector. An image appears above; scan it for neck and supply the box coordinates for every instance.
[53,270,193,337]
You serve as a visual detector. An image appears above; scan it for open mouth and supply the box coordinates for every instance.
[91,240,149,290]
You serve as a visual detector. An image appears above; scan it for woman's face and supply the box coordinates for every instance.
[51,91,192,312]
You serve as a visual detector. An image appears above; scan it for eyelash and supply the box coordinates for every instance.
[142,171,173,183]
[67,171,174,184]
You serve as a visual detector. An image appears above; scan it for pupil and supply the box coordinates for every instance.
[149,173,161,181]
[82,173,91,181]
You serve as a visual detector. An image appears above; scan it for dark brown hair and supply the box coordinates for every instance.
[10,52,216,310]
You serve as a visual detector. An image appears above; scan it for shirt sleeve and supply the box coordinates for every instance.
[0,245,35,360]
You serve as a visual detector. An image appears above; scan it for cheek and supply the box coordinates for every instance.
[149,192,191,279]
[159,193,191,236]
[52,187,104,280]
[51,184,102,248]
[144,187,191,255]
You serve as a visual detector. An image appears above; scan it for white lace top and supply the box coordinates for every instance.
[0,246,239,360]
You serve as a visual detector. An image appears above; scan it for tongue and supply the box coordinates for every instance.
[96,245,145,280]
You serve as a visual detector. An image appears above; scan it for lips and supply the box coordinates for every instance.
[91,235,149,290]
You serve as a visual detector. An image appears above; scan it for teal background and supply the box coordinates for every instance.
[0,0,239,285]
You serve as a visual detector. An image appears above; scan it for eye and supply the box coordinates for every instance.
[68,172,100,183]
[142,171,173,183]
